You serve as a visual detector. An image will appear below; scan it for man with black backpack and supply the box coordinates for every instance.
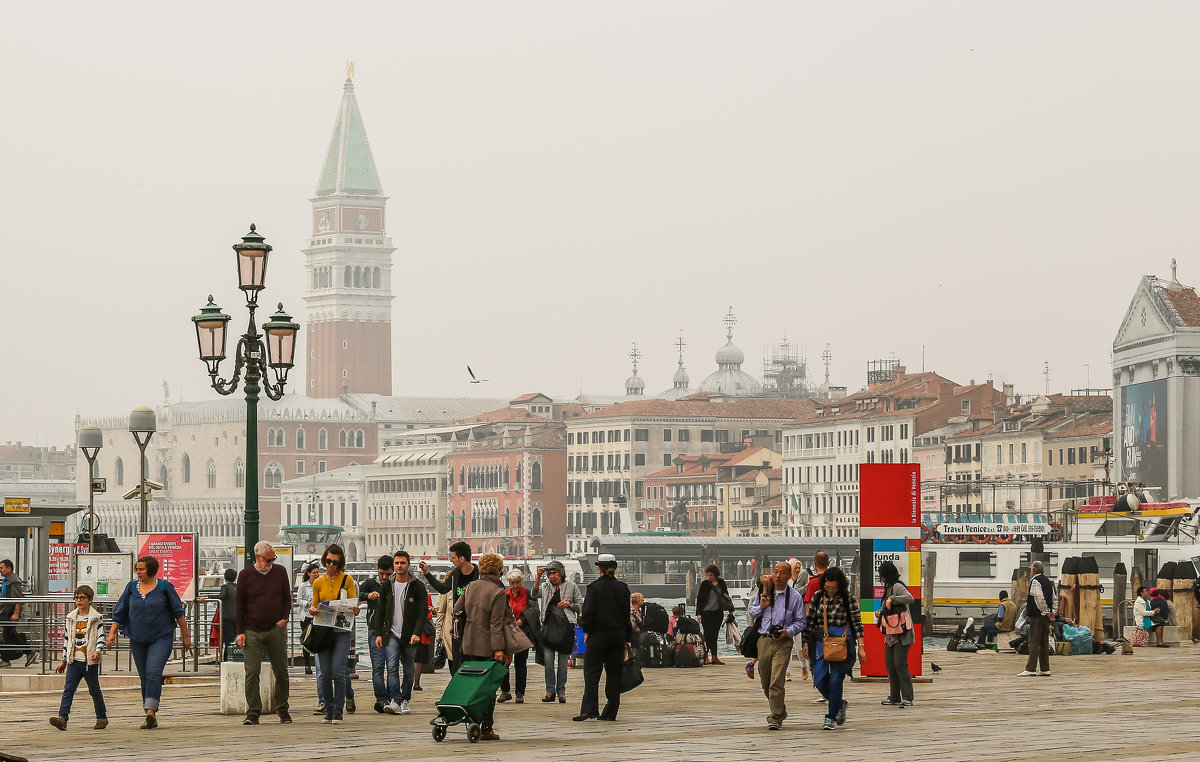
[747,562,806,731]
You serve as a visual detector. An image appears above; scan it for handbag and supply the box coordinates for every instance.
[432,640,448,669]
[725,614,742,647]
[301,573,348,655]
[503,606,535,656]
[620,645,645,693]
[821,600,849,663]
[541,612,576,654]
[1132,628,1149,647]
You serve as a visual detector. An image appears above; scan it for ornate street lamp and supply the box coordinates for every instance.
[192,224,299,568]
[78,425,103,550]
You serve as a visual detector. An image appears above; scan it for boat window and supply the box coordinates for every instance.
[1095,518,1138,537]
[1020,552,1060,577]
[1081,552,1122,580]
[958,551,996,579]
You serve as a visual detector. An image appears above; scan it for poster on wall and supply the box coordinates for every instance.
[48,543,90,594]
[1121,380,1167,490]
[858,463,923,679]
[137,533,198,601]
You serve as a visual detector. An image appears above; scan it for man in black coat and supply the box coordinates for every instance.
[573,554,633,722]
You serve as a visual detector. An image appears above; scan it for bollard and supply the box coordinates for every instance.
[1111,562,1127,640]
[1013,566,1030,612]
[1057,557,1078,623]
[1076,556,1103,640]
[1171,562,1196,641]
[1131,566,1144,604]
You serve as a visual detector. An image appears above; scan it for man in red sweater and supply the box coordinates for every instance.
[236,541,294,725]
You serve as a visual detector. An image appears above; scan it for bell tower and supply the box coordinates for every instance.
[303,69,395,397]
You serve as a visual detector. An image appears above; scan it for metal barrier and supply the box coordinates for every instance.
[1114,599,1135,635]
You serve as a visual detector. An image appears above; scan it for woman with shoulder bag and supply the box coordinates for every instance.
[694,564,735,665]
[876,561,915,707]
[531,560,582,704]
[499,570,534,704]
[802,566,865,731]
[307,544,358,725]
[296,564,319,675]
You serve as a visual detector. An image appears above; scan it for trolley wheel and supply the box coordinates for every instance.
[467,723,481,743]
[432,725,447,742]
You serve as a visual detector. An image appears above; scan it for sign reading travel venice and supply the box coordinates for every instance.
[938,522,1050,536]
[137,533,198,601]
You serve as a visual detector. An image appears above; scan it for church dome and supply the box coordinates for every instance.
[696,307,762,396]
[715,338,744,366]
[625,373,646,395]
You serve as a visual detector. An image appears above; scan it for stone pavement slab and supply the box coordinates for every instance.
[1,645,1199,761]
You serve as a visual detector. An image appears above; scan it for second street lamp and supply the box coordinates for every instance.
[129,407,156,532]
[78,425,103,550]
[192,224,299,569]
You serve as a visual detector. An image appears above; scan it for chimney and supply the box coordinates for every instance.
[1003,383,1015,405]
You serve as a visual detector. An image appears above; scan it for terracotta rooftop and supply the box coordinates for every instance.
[1155,279,1200,327]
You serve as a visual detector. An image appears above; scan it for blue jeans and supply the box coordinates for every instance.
[544,649,569,696]
[58,661,106,720]
[367,632,386,701]
[316,630,353,716]
[383,634,416,703]
[130,637,173,712]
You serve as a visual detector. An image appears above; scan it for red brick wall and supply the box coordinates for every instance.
[306,320,392,398]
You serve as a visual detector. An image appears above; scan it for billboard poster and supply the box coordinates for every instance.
[137,533,198,601]
[858,464,922,678]
[1121,380,1167,490]
[48,543,90,594]
[76,553,133,599]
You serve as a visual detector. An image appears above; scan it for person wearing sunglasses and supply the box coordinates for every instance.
[235,541,293,725]
[308,544,358,724]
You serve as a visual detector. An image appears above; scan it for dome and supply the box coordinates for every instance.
[715,338,744,366]
[673,364,690,385]
[625,373,646,395]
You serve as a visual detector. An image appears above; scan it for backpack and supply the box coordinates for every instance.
[675,616,701,637]
[672,634,703,668]
[637,631,671,668]
[642,602,669,634]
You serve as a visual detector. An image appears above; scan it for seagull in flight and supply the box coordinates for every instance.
[467,365,491,384]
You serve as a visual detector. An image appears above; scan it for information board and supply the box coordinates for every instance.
[48,543,90,594]
[137,533,198,601]
[76,553,134,600]
[858,463,923,678]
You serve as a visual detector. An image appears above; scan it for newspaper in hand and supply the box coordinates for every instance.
[314,598,357,632]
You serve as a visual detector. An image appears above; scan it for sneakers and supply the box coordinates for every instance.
[900,700,914,707]
[373,701,384,714]
[321,716,333,724]
[331,714,344,725]
[49,716,67,731]
[0,660,9,667]
[1037,671,1052,676]
[399,700,411,715]
[140,714,158,730]
[822,718,836,730]
[346,697,356,713]
[835,700,848,726]
[24,652,37,667]
[313,703,326,715]
[277,710,292,724]
[812,697,827,704]
[767,722,781,730]
[1016,670,1037,677]
[745,661,755,679]
[242,714,259,725]
[94,718,108,730]
[383,701,400,715]
[881,698,900,706]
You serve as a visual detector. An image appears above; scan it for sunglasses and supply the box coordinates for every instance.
[323,558,343,567]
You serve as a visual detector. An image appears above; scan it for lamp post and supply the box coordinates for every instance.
[129,407,156,532]
[192,224,299,569]
[78,425,103,550]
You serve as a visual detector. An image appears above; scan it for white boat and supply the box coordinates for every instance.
[924,489,1200,627]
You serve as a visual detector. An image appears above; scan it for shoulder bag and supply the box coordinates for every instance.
[301,574,348,655]
[821,597,849,663]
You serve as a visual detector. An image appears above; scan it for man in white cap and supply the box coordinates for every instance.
[573,554,633,722]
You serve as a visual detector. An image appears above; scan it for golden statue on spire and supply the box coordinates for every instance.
[346,60,355,80]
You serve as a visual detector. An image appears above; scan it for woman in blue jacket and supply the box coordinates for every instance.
[106,556,189,728]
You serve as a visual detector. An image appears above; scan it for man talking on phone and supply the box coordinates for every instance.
[747,561,806,731]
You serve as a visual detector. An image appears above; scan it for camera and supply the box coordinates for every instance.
[768,624,786,639]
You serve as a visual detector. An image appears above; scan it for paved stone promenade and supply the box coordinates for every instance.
[1,644,1198,761]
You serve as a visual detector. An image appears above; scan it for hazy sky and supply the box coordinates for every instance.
[5,2,1199,447]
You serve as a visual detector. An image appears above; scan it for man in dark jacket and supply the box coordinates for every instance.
[235,541,293,724]
[359,555,393,712]
[573,554,633,722]
[371,551,429,714]
[419,541,477,673]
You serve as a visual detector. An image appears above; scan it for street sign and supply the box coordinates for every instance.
[3,497,30,514]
